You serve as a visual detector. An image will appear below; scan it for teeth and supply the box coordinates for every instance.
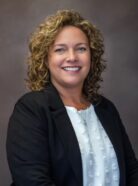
[63,67,80,71]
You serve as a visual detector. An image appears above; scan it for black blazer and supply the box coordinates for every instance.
[6,84,138,186]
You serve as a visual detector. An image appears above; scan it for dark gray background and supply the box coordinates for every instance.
[0,0,138,185]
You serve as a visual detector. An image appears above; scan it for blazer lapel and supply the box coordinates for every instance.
[44,85,83,186]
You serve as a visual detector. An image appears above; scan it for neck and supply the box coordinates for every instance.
[53,83,91,110]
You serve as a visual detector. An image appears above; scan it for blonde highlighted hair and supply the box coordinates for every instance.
[26,9,106,102]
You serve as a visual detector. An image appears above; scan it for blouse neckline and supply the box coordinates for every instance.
[65,104,92,112]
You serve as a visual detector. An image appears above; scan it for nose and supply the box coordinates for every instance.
[66,49,77,62]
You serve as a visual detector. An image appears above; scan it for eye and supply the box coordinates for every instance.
[54,48,65,54]
[77,47,87,52]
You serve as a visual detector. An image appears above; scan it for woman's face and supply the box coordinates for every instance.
[48,26,91,91]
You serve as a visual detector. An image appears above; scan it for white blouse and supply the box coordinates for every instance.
[65,104,120,186]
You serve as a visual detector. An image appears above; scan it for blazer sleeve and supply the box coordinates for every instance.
[6,93,56,186]
[111,102,138,186]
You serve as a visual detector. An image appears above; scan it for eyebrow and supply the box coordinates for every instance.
[53,43,89,47]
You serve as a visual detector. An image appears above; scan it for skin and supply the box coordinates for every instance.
[48,26,91,109]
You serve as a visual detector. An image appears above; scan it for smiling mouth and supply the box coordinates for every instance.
[62,67,81,71]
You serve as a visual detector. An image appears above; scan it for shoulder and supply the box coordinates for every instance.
[95,95,120,116]
[9,90,54,125]
[18,90,46,103]
[15,90,47,109]
[12,89,55,118]
[96,95,115,108]
[16,85,57,106]
[13,85,62,114]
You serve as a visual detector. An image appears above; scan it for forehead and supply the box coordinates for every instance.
[53,25,89,44]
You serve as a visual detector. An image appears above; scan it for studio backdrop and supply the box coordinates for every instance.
[0,0,138,185]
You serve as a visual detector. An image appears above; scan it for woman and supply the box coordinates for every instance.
[6,10,138,186]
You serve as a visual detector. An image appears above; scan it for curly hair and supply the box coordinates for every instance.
[26,9,106,102]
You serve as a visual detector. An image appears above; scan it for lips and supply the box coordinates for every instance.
[62,66,81,71]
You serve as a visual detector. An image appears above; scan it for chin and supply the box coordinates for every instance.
[62,81,83,89]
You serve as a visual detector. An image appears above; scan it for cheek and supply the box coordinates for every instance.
[85,55,91,68]
[48,56,57,69]
[85,57,91,74]
[48,58,62,75]
[49,55,64,67]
